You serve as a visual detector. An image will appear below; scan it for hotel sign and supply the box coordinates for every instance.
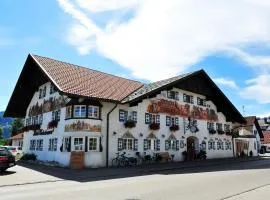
[147,99,218,121]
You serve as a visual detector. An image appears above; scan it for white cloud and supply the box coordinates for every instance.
[58,0,270,81]
[213,78,239,90]
[240,74,270,103]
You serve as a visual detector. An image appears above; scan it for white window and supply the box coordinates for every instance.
[74,105,86,118]
[122,138,133,150]
[167,91,179,100]
[88,106,99,119]
[183,94,194,104]
[165,139,179,151]
[65,106,72,119]
[73,137,84,151]
[217,140,224,150]
[171,117,179,125]
[49,138,58,151]
[63,137,70,152]
[36,139,43,151]
[208,139,215,150]
[88,137,98,151]
[144,139,156,150]
[197,97,206,106]
[119,110,127,122]
[52,109,61,121]
[151,114,160,124]
[30,140,36,150]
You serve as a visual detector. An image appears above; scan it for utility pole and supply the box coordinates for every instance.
[242,105,246,117]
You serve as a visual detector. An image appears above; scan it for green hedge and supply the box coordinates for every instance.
[20,153,37,161]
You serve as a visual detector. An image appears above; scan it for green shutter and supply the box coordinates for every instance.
[134,139,138,151]
[118,138,123,151]
[165,140,170,150]
[156,139,160,151]
[176,140,180,151]
[144,139,148,151]
[85,136,88,152]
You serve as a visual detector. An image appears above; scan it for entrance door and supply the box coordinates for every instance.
[187,137,198,161]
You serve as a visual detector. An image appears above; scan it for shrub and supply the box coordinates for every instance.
[20,153,37,161]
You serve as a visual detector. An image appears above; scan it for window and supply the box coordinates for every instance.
[26,118,31,126]
[207,122,215,130]
[165,139,179,151]
[197,97,206,106]
[224,124,230,132]
[42,86,47,98]
[122,138,133,150]
[39,89,42,99]
[74,137,84,151]
[167,91,179,100]
[88,106,100,119]
[63,137,71,152]
[119,110,128,122]
[30,140,36,150]
[144,139,160,151]
[66,106,72,119]
[48,138,58,151]
[183,94,194,104]
[171,117,179,125]
[217,140,224,150]
[32,116,39,125]
[166,116,171,126]
[131,111,137,122]
[145,113,160,124]
[208,139,215,150]
[216,123,223,131]
[74,105,86,118]
[36,139,43,151]
[52,109,61,121]
[39,115,43,125]
[50,84,57,94]
[89,137,98,151]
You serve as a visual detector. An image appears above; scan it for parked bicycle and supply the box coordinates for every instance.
[111,152,137,167]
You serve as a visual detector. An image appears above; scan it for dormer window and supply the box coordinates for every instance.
[74,105,86,118]
[167,91,179,100]
[197,97,206,106]
[183,94,194,104]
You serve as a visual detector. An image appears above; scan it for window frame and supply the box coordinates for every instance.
[88,137,99,151]
[73,137,84,151]
[183,94,194,104]
[36,139,43,151]
[122,138,134,151]
[88,105,100,119]
[48,138,58,151]
[73,105,86,118]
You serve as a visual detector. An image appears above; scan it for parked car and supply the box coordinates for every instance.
[0,147,16,172]
[0,146,22,158]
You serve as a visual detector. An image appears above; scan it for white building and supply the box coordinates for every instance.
[4,54,246,168]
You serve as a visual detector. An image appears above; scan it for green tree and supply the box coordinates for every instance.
[11,118,24,136]
[0,126,5,146]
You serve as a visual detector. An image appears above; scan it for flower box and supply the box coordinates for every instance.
[170,125,179,131]
[48,120,58,129]
[23,124,41,131]
[208,129,216,134]
[217,130,225,135]
[149,123,160,130]
[225,131,232,136]
[124,120,136,128]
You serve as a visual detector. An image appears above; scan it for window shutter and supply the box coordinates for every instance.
[156,139,160,151]
[166,116,171,126]
[191,96,194,104]
[99,137,103,152]
[85,136,88,152]
[175,91,179,100]
[144,139,148,151]
[118,138,123,151]
[165,140,170,150]
[176,140,180,151]
[134,139,138,151]
[145,113,149,124]
[124,111,128,122]
[67,137,71,152]
[60,138,63,152]
[156,115,160,124]
[149,114,152,123]
[175,117,179,126]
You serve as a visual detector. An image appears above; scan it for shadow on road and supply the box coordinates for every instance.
[16,156,270,183]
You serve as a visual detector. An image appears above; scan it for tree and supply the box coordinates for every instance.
[0,126,3,139]
[11,118,24,136]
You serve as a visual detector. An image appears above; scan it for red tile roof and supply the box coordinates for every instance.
[31,54,144,102]
[263,131,270,144]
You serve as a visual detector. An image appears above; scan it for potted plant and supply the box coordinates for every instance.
[149,123,160,130]
[170,124,179,131]
[124,120,136,128]
[48,120,58,129]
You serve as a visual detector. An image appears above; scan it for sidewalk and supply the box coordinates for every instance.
[16,156,265,183]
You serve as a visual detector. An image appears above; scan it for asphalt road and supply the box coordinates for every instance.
[1,157,270,200]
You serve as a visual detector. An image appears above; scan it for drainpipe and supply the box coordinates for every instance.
[106,103,118,168]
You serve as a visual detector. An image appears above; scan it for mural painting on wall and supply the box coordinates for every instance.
[29,96,69,116]
[147,99,218,121]
[65,121,101,132]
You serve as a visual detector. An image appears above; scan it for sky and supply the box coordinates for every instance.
[1,0,270,117]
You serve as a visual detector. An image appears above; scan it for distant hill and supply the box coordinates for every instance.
[0,111,13,139]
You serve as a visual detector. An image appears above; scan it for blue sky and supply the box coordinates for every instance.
[1,0,270,117]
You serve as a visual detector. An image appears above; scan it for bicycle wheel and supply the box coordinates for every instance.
[111,158,119,167]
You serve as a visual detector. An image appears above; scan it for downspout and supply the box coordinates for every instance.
[106,103,118,168]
